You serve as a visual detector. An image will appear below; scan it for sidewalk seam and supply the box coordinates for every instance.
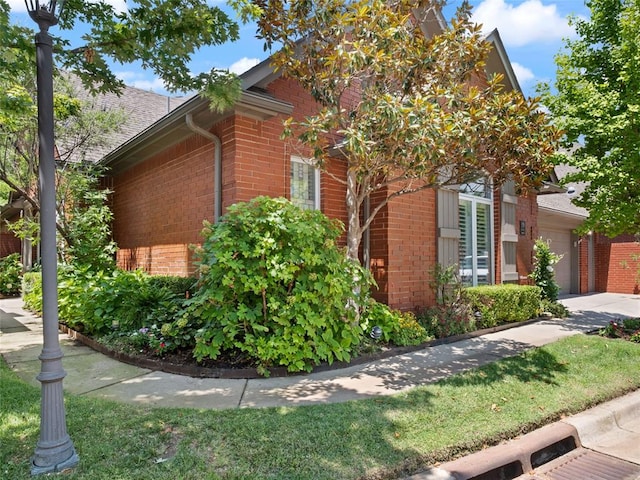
[76,370,154,396]
[237,379,249,408]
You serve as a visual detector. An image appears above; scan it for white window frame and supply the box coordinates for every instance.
[290,156,320,210]
[459,180,494,287]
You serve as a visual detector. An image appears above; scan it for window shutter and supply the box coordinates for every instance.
[501,181,519,282]
[437,188,460,268]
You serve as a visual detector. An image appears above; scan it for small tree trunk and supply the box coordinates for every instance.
[345,168,362,263]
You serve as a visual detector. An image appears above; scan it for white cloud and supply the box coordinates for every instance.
[227,57,261,75]
[511,62,535,86]
[9,0,126,14]
[472,0,575,47]
[116,71,168,94]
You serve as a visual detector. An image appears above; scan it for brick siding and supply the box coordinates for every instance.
[515,192,538,284]
[595,234,640,294]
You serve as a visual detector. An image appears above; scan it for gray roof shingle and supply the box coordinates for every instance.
[537,164,588,218]
[63,75,192,164]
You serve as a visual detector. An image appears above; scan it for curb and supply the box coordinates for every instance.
[406,422,580,480]
[561,389,640,445]
[405,389,640,480]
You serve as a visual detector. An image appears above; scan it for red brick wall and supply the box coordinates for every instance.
[0,233,21,258]
[368,190,390,304]
[595,234,640,294]
[516,192,538,284]
[113,133,217,276]
[578,236,589,294]
[112,77,351,278]
[1,216,22,258]
[374,188,437,310]
[111,72,543,310]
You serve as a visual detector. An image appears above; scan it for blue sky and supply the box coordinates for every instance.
[8,0,590,99]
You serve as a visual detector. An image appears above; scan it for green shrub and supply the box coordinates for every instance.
[464,284,541,328]
[188,196,371,375]
[529,239,562,301]
[21,271,42,313]
[361,300,431,346]
[600,318,640,343]
[58,268,190,336]
[98,324,173,357]
[147,275,197,297]
[419,263,475,338]
[540,298,569,318]
[0,253,22,296]
[419,302,476,339]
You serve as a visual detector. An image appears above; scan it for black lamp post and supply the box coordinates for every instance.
[24,0,79,474]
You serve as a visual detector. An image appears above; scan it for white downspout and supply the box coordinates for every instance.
[185,113,222,222]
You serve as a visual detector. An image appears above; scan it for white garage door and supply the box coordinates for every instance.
[538,228,572,294]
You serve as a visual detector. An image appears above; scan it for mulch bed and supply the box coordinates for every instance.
[59,317,544,379]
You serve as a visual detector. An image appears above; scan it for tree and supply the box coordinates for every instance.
[255,0,561,261]
[2,0,250,266]
[1,0,246,104]
[539,0,640,236]
[1,72,122,267]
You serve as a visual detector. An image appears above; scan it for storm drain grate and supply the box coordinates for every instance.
[533,448,640,480]
[530,436,578,468]
[467,460,524,480]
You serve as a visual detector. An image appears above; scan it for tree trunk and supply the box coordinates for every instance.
[345,168,362,262]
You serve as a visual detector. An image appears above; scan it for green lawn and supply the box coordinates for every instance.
[2,334,639,480]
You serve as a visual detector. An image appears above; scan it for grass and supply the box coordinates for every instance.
[1,334,639,480]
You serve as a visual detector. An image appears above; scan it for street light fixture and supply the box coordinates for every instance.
[24,0,79,475]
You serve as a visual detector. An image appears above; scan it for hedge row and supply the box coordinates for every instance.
[465,284,542,328]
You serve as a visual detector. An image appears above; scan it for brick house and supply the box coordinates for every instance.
[4,10,637,303]
[538,165,640,295]
[101,9,544,311]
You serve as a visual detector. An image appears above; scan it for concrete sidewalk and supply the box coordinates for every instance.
[0,292,638,409]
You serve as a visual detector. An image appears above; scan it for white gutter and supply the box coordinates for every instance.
[185,114,222,222]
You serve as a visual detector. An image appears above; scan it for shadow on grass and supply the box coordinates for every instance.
[442,347,568,387]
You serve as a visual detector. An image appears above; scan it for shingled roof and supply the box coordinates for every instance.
[537,164,588,218]
[65,75,192,164]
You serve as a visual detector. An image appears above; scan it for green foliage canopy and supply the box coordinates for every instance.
[1,72,121,268]
[1,0,243,104]
[539,0,640,236]
[256,0,561,260]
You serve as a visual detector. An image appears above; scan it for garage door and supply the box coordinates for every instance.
[538,228,572,294]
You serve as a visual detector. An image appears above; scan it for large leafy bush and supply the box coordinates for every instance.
[0,253,22,296]
[361,299,431,346]
[21,271,42,312]
[188,196,371,374]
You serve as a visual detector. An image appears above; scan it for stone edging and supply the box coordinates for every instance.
[59,316,545,379]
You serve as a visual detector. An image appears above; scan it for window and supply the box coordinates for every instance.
[459,179,493,286]
[290,156,320,210]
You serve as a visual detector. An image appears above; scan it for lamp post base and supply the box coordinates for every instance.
[31,447,79,475]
